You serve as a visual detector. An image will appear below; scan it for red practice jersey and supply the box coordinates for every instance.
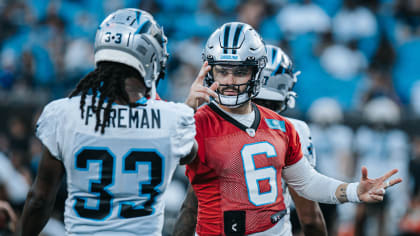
[186,102,303,236]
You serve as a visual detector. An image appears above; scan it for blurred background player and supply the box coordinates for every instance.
[307,97,355,236]
[18,8,197,235]
[253,44,327,236]
[176,22,401,236]
[353,97,410,236]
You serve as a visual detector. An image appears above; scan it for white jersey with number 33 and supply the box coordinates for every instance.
[36,96,195,236]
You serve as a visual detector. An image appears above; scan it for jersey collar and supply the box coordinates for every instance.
[208,102,261,134]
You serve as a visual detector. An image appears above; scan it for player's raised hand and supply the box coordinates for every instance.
[185,61,219,110]
[357,166,402,203]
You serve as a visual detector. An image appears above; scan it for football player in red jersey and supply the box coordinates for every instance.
[175,22,402,236]
[252,44,327,236]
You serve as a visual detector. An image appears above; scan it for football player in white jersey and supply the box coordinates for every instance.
[253,45,327,235]
[18,8,197,236]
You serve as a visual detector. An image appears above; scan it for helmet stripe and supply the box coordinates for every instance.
[138,21,152,34]
[127,32,131,46]
[136,11,141,24]
[271,47,277,64]
[135,20,150,34]
[272,54,284,76]
[232,23,244,54]
[223,25,231,54]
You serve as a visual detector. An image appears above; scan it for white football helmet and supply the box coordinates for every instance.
[202,22,267,107]
[94,8,168,93]
[256,45,299,112]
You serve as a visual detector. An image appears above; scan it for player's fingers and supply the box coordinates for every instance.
[370,194,383,202]
[195,86,213,96]
[212,93,219,103]
[371,188,386,195]
[385,178,402,188]
[195,86,219,100]
[195,61,211,84]
[207,86,219,98]
[209,84,219,102]
[194,92,211,103]
[361,166,368,180]
[383,180,390,189]
[209,81,219,92]
[380,169,399,182]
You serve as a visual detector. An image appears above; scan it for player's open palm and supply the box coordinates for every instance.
[185,61,219,110]
[357,166,402,203]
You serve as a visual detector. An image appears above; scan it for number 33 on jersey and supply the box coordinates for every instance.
[36,96,195,234]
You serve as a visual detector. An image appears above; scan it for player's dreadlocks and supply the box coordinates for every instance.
[69,62,144,134]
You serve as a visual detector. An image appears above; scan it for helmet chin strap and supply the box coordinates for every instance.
[150,81,156,100]
[149,61,159,100]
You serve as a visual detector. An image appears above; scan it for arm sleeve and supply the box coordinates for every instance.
[170,103,196,159]
[36,100,62,160]
[283,158,344,204]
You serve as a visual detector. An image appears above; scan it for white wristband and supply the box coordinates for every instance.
[346,182,361,203]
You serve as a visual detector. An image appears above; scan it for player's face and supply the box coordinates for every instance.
[212,65,253,96]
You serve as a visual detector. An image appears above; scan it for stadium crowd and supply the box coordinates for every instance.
[0,0,419,235]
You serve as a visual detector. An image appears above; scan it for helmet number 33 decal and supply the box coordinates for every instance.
[104,32,123,44]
